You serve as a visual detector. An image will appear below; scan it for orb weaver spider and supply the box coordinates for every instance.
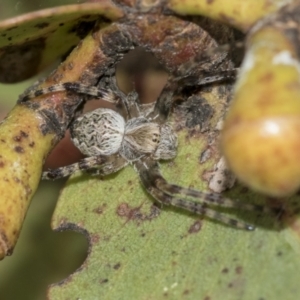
[19,61,267,231]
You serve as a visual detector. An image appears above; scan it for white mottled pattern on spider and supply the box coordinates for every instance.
[19,69,270,231]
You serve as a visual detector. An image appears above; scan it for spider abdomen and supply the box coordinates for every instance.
[70,105,178,163]
[70,108,125,156]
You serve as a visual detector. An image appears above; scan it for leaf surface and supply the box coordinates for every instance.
[49,84,300,299]
[0,2,123,82]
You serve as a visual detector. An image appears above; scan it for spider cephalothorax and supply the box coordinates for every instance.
[19,66,269,231]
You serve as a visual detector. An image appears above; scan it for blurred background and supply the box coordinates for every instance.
[0,1,96,300]
[0,1,167,299]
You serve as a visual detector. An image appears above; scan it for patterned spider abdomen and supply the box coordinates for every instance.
[70,106,178,163]
[70,108,125,156]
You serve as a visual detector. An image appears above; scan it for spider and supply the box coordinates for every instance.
[19,62,268,231]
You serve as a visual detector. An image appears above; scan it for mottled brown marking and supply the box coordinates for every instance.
[259,72,274,83]
[103,235,111,242]
[204,296,211,300]
[13,136,21,142]
[0,38,45,83]
[21,131,28,137]
[28,142,35,148]
[14,146,24,153]
[0,161,4,168]
[34,22,49,29]
[256,94,275,108]
[222,267,229,273]
[206,0,214,3]
[68,19,96,39]
[91,234,100,244]
[67,62,74,70]
[226,114,243,128]
[117,203,131,217]
[113,262,121,270]
[116,203,143,221]
[117,203,160,223]
[235,265,243,274]
[273,147,289,165]
[14,177,21,183]
[93,204,107,215]
[51,72,64,83]
[188,220,202,234]
[24,184,32,197]
[100,278,109,284]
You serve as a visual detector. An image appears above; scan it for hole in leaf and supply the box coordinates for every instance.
[0,181,88,300]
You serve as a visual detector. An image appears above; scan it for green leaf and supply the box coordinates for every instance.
[49,85,300,299]
[0,2,123,82]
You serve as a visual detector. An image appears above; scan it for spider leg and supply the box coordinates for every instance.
[42,154,127,180]
[155,175,270,213]
[134,158,264,230]
[109,75,142,119]
[179,68,238,87]
[148,80,177,123]
[18,82,117,104]
[176,41,244,77]
[148,41,244,123]
[156,68,238,118]
[148,67,238,124]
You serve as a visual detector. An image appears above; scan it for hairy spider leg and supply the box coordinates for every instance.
[104,75,142,120]
[149,44,241,124]
[147,69,236,124]
[148,80,178,123]
[17,78,142,132]
[42,154,127,180]
[134,157,258,230]
[155,175,271,213]
[148,68,238,123]
[179,68,238,87]
[18,82,117,104]
[178,40,244,76]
